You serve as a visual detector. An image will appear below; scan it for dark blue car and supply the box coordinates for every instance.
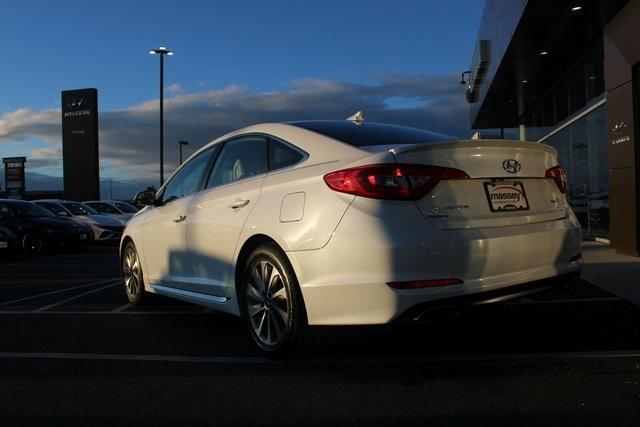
[0,200,92,254]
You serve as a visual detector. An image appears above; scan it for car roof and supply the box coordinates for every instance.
[187,122,363,163]
[0,199,34,204]
[161,120,454,195]
[35,199,84,203]
[286,120,455,146]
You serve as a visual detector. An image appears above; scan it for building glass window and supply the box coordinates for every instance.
[542,104,608,238]
[522,38,605,141]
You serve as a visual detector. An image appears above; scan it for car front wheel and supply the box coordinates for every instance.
[22,232,45,255]
[121,242,145,304]
[240,243,322,357]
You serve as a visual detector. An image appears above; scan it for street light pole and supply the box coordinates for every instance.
[148,46,174,186]
[178,140,189,165]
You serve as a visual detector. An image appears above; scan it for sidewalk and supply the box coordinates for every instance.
[582,241,640,306]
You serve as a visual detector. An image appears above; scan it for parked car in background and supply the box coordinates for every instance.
[83,200,139,222]
[35,199,125,242]
[119,120,582,356]
[0,200,91,254]
[0,225,18,253]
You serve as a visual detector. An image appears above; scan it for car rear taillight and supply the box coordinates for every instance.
[323,164,469,201]
[545,165,567,194]
[387,278,463,289]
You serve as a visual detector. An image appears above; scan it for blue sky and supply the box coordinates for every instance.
[0,0,484,197]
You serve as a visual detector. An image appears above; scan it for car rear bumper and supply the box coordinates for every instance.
[394,271,581,323]
[50,232,92,246]
[287,199,582,325]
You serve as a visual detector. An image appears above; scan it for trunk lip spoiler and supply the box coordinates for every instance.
[388,139,557,157]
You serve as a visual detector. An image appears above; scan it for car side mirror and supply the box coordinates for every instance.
[57,211,70,217]
[137,190,161,207]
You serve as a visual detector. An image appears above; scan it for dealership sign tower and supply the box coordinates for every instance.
[61,88,99,201]
[2,157,26,199]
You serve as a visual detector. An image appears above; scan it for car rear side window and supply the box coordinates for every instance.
[269,139,303,171]
[289,121,455,146]
[113,202,138,213]
[37,202,65,215]
[91,202,119,214]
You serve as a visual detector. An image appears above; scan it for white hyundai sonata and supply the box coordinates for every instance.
[120,120,582,355]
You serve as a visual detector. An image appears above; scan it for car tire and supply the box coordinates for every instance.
[121,241,146,304]
[239,243,323,358]
[22,232,45,255]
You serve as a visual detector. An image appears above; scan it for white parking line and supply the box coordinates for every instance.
[111,303,134,312]
[0,350,638,365]
[33,283,120,312]
[0,352,271,364]
[0,310,211,315]
[0,278,120,307]
[509,297,625,305]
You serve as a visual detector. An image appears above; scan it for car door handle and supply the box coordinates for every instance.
[229,199,250,209]
[173,214,187,223]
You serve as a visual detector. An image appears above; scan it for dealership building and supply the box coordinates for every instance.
[467,0,640,255]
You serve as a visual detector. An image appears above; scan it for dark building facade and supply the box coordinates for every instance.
[467,0,640,255]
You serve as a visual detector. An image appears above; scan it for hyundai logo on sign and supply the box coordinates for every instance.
[502,159,521,174]
[63,98,91,118]
[612,121,627,136]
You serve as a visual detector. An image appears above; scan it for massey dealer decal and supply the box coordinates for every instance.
[490,191,522,201]
[484,182,529,212]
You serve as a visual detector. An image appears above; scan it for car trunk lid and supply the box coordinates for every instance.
[391,139,569,229]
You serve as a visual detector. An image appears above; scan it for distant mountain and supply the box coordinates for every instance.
[0,168,152,200]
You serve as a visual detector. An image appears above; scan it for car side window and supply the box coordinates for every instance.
[269,139,304,171]
[205,136,267,189]
[94,203,119,214]
[161,148,216,204]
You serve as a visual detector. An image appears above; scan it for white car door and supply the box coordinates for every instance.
[142,147,217,290]
[187,136,268,297]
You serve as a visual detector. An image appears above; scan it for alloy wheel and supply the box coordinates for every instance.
[122,246,142,300]
[23,233,44,254]
[246,260,290,346]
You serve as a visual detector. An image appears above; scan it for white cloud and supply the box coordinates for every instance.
[167,83,183,94]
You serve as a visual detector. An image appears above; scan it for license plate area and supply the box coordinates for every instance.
[484,181,529,212]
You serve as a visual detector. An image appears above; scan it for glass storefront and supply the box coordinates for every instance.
[521,39,605,141]
[516,37,609,238]
[541,104,609,238]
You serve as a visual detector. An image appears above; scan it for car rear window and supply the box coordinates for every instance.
[289,121,455,147]
[113,202,139,213]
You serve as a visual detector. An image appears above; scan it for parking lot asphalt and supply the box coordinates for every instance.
[1,246,639,425]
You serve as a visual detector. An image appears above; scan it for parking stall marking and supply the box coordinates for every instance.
[509,296,625,305]
[0,278,121,307]
[33,282,121,312]
[0,350,638,366]
[110,302,134,312]
[0,309,216,315]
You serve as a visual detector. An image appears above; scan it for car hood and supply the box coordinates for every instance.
[83,214,125,227]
